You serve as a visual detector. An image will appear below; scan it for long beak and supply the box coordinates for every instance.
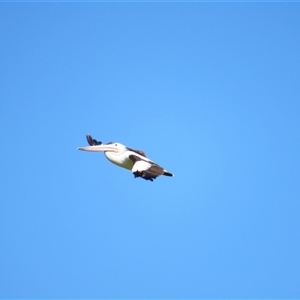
[77,144,117,152]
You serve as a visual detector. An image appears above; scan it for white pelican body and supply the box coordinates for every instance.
[105,149,134,170]
[78,134,173,181]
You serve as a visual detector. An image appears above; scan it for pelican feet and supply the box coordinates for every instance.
[86,134,102,146]
[133,170,154,181]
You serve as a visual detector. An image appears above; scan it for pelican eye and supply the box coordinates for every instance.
[115,143,118,146]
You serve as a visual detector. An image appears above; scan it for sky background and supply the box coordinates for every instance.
[1,2,300,299]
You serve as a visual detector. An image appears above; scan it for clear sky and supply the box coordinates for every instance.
[1,2,300,299]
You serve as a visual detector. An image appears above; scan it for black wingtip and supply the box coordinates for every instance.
[86,134,102,146]
[86,134,94,146]
[163,171,173,177]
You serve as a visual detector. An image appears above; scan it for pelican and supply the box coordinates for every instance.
[78,134,173,181]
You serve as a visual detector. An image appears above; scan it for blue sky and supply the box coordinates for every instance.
[1,2,300,298]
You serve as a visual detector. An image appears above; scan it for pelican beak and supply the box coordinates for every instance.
[77,144,117,152]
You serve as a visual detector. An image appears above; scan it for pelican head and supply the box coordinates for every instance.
[77,142,127,154]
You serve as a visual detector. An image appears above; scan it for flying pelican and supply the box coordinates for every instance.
[78,134,174,181]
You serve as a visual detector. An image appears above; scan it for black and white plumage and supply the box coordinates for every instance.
[78,134,173,181]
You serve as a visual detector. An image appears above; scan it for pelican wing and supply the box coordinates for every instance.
[86,134,102,146]
[129,155,165,181]
[127,147,147,157]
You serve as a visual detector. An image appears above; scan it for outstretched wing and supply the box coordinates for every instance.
[129,155,165,181]
[86,134,102,146]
